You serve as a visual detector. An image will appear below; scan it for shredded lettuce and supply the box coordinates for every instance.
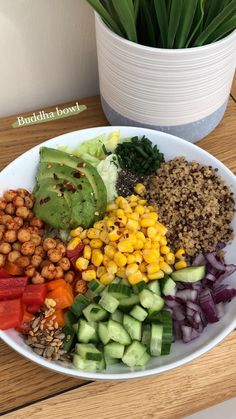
[96,154,120,202]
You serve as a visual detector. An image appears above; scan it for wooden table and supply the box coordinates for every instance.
[0,89,236,419]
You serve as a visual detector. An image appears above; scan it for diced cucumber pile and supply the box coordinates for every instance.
[64,278,173,372]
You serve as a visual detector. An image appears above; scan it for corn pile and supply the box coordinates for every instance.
[67,185,186,285]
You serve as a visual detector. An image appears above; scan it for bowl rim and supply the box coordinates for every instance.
[0,125,236,381]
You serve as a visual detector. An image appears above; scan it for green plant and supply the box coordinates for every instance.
[86,0,236,48]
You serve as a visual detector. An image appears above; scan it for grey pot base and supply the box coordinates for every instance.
[101,97,228,143]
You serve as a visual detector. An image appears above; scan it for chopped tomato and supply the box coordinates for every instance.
[27,304,41,314]
[67,243,84,260]
[45,308,65,327]
[47,278,66,291]
[0,268,12,278]
[0,277,28,301]
[22,284,47,306]
[3,261,24,276]
[0,299,23,330]
[47,283,73,309]
[16,310,34,334]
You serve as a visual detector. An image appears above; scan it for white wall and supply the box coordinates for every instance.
[0,0,99,117]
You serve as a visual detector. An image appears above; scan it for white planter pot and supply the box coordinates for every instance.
[95,15,236,142]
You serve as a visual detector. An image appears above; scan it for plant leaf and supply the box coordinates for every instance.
[167,0,183,48]
[86,0,124,37]
[140,0,157,47]
[134,0,141,23]
[154,0,169,47]
[111,0,138,42]
[205,15,236,43]
[174,0,198,48]
[194,0,236,46]
[185,0,205,47]
[204,0,228,28]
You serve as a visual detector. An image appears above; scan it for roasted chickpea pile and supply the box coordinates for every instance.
[0,189,73,284]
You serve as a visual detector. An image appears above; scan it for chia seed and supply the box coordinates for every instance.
[116,170,146,197]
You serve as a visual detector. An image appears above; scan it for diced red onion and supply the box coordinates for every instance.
[215,302,225,319]
[192,253,205,266]
[212,285,236,304]
[205,253,226,271]
[199,289,219,323]
[176,289,198,302]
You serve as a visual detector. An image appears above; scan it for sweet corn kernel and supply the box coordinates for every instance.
[70,227,83,237]
[147,270,165,280]
[116,214,127,225]
[97,266,106,278]
[140,218,156,227]
[175,260,187,270]
[80,229,88,239]
[133,239,144,250]
[94,221,105,230]
[142,212,158,221]
[116,267,127,279]
[103,254,111,266]
[67,237,81,250]
[157,225,168,236]
[115,196,127,207]
[82,269,96,281]
[108,230,121,242]
[143,238,152,249]
[106,260,118,275]
[83,238,90,245]
[114,252,127,267]
[128,270,143,285]
[138,199,147,205]
[91,249,103,267]
[100,230,109,244]
[135,205,145,215]
[136,231,146,241]
[165,252,175,265]
[90,239,103,249]
[127,254,136,264]
[126,218,139,231]
[147,226,157,239]
[87,228,100,239]
[126,263,139,276]
[128,212,139,221]
[128,194,139,202]
[160,245,170,255]
[118,240,134,253]
[106,203,118,211]
[159,261,173,274]
[134,183,145,195]
[147,262,160,275]
[133,251,143,264]
[104,245,116,259]
[175,248,185,259]
[159,237,168,246]
[100,272,114,285]
[83,245,91,260]
[143,248,158,264]
[139,262,147,273]
[116,209,125,217]
[75,257,89,271]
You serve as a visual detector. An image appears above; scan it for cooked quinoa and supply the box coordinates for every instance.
[144,157,235,256]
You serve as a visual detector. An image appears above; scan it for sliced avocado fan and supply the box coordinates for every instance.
[33,147,107,230]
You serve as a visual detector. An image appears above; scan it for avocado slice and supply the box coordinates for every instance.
[39,147,107,216]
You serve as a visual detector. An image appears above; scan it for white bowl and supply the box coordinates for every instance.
[0,126,235,381]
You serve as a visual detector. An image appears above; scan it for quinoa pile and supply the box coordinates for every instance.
[144,157,235,256]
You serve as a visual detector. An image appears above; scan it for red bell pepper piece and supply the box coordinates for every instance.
[67,243,84,260]
[16,309,34,334]
[22,284,47,306]
[0,277,28,301]
[27,304,41,314]
[0,299,23,330]
[0,268,12,278]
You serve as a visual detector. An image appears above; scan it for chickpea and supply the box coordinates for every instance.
[27,210,34,220]
[0,225,5,234]
[0,242,11,254]
[56,243,66,256]
[58,257,70,271]
[16,206,29,219]
[3,230,17,243]
[64,270,75,284]
[0,198,7,211]
[17,188,29,198]
[25,264,36,278]
[28,226,39,234]
[0,214,12,225]
[8,250,21,263]
[0,254,6,267]
[41,263,56,280]
[16,256,30,268]
[21,240,35,256]
[75,279,88,294]
[24,196,34,209]
[30,217,44,228]
[4,190,18,202]
[40,259,50,269]
[43,238,57,251]
[13,195,25,207]
[13,217,23,230]
[12,241,21,251]
[32,272,45,284]
[54,266,64,279]
[17,228,31,243]
[47,248,63,263]
[0,231,3,241]
[31,254,42,267]
[5,203,15,215]
[35,245,46,258]
[5,217,16,231]
[30,233,42,246]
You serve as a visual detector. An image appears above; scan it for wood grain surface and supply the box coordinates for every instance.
[0,92,235,418]
[3,332,236,419]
